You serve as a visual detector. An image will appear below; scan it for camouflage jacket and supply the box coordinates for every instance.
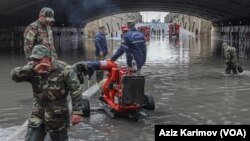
[11,60,83,132]
[24,20,57,59]
[223,46,237,61]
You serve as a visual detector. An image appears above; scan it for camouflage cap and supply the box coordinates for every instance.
[40,7,55,22]
[29,45,52,59]
[222,43,228,48]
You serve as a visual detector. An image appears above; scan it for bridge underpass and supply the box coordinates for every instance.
[0,0,249,51]
[1,1,250,141]
[0,0,250,25]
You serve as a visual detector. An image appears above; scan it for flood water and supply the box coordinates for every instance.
[1,35,250,141]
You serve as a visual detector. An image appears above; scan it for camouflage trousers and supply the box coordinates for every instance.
[95,56,105,83]
[25,124,68,141]
[225,59,237,74]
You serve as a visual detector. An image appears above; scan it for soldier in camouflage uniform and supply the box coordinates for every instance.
[223,43,238,74]
[11,45,83,141]
[24,7,57,60]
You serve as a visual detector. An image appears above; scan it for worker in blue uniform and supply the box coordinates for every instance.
[111,22,147,73]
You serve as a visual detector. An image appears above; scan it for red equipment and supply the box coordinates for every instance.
[98,60,155,119]
[121,25,150,41]
[169,36,180,46]
[169,23,180,37]
[137,26,150,42]
[121,25,128,33]
[121,25,129,37]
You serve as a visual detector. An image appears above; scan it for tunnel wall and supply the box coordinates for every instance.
[212,25,250,62]
[0,26,86,51]
[219,26,250,46]
[221,26,250,61]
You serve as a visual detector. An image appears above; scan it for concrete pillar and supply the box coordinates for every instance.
[211,26,220,36]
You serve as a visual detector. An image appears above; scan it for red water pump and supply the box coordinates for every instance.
[97,60,155,119]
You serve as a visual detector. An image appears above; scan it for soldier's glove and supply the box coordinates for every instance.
[73,61,100,82]
[85,61,100,80]
[72,62,88,84]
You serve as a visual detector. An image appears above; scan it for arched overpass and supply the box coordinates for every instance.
[0,0,249,26]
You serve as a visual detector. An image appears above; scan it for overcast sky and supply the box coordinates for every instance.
[140,11,169,22]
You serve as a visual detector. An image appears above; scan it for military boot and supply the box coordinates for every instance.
[237,66,243,73]
[25,126,46,141]
[232,68,238,74]
[50,131,68,141]
[225,67,231,74]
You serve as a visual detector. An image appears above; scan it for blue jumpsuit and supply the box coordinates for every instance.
[111,28,147,70]
[95,31,108,57]
[94,31,108,82]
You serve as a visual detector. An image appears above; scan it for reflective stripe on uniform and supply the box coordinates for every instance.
[120,44,128,49]
[131,40,144,44]
[99,61,108,67]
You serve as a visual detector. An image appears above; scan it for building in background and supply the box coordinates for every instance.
[165,13,212,35]
[140,12,168,23]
